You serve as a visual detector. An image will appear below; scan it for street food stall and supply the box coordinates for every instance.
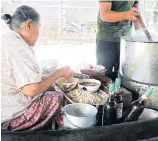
[2,67,158,141]
[1,0,158,141]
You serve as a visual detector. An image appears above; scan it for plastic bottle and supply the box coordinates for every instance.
[114,78,123,119]
[104,83,117,125]
[125,88,152,122]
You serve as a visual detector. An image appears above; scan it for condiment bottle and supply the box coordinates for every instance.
[114,78,123,119]
[104,83,117,125]
[109,83,115,101]
[125,88,152,122]
[115,78,122,95]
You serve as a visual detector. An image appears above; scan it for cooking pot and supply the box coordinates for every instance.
[120,36,158,85]
[62,103,98,129]
[119,36,158,110]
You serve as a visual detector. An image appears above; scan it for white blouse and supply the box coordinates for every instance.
[1,30,42,123]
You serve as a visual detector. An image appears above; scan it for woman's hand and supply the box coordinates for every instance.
[59,66,72,79]
[125,7,140,22]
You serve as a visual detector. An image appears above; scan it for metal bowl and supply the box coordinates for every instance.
[72,73,89,80]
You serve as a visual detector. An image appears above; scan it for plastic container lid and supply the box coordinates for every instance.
[109,83,115,92]
[115,78,121,87]
[145,88,153,97]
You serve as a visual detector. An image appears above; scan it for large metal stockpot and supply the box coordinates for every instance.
[119,37,158,110]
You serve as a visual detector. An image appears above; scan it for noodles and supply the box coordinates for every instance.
[67,88,107,105]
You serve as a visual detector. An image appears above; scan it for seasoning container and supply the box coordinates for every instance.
[125,88,153,122]
[104,83,117,125]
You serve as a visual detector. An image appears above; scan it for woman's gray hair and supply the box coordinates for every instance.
[2,5,40,31]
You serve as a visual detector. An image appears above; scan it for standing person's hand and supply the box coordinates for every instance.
[125,7,140,21]
[59,66,72,79]
[133,20,141,30]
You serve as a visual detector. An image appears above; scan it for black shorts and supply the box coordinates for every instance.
[96,39,120,73]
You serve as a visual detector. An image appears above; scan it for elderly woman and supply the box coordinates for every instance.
[1,5,72,131]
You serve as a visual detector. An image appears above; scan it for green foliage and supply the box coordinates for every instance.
[87,22,97,30]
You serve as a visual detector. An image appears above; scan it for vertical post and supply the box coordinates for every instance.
[58,0,61,39]
[61,0,66,30]
[153,1,158,25]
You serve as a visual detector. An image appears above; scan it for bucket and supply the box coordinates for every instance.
[63,103,98,129]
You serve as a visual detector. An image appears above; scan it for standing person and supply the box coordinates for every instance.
[1,5,72,131]
[96,1,139,75]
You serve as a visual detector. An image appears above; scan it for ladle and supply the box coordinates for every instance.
[138,16,153,41]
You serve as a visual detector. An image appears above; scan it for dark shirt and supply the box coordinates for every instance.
[97,0,138,42]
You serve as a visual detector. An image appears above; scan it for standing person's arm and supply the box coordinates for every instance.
[99,2,139,22]
[133,0,142,30]
[134,0,139,8]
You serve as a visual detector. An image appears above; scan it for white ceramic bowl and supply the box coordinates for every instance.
[55,77,79,91]
[78,79,101,92]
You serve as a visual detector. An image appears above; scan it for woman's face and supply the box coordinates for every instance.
[21,20,40,46]
[28,21,40,46]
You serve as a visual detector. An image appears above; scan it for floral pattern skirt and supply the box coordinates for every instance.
[2,91,63,132]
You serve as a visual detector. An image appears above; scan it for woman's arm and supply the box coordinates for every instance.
[99,2,139,22]
[20,66,72,97]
